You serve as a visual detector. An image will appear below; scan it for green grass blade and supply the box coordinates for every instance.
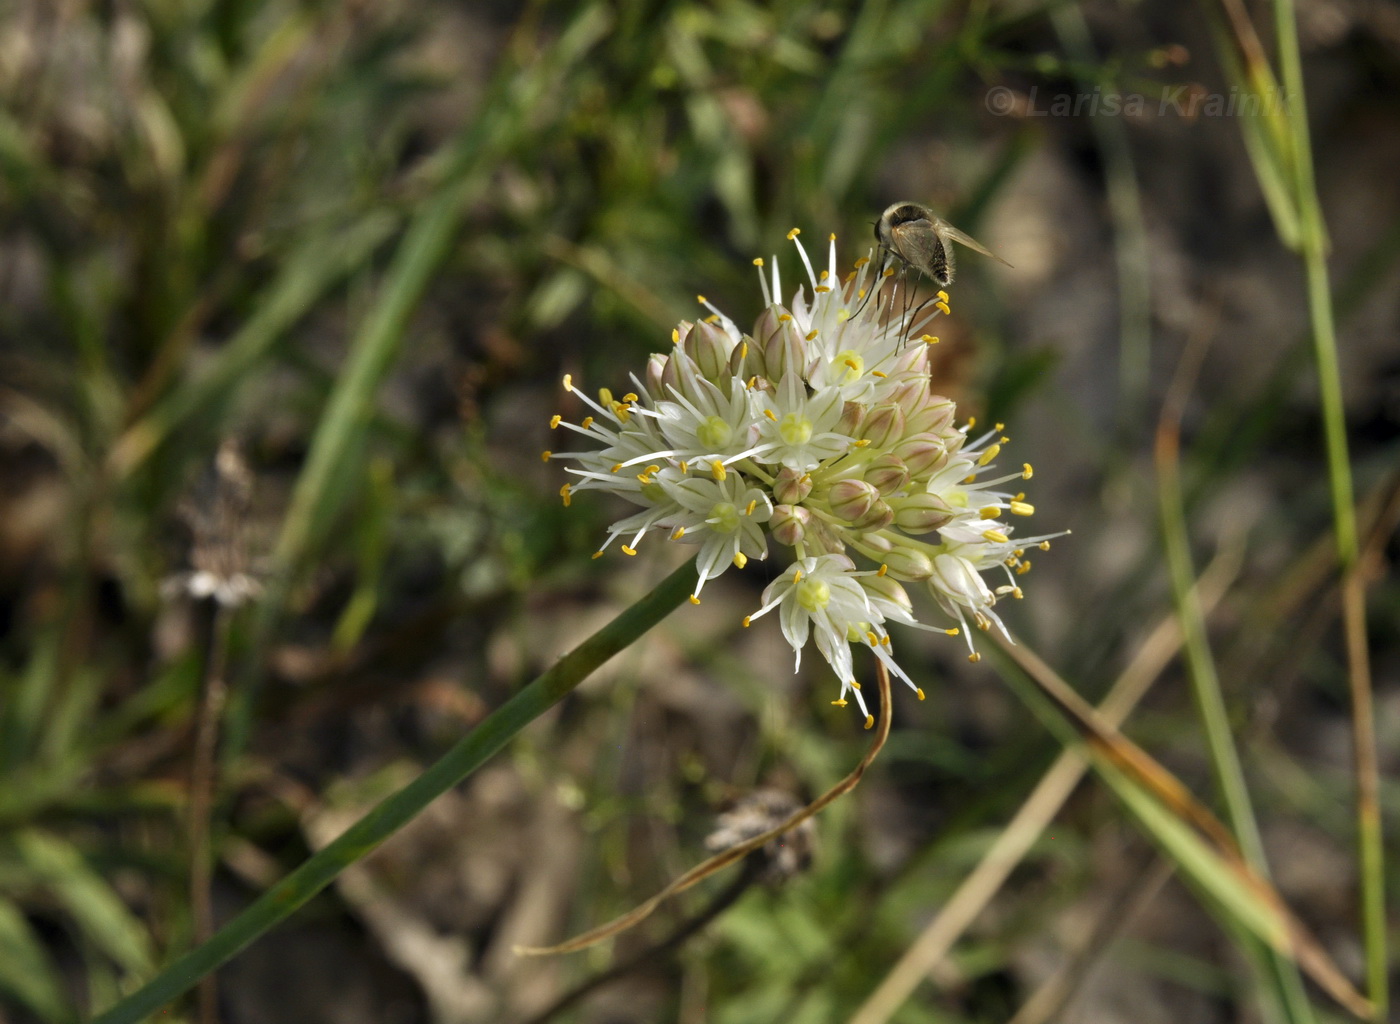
[90,559,697,1024]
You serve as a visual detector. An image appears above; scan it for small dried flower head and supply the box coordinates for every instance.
[704,789,815,884]
[166,439,262,607]
[548,229,1061,712]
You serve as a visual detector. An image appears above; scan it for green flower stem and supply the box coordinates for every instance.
[1272,2,1386,1017]
[91,560,698,1024]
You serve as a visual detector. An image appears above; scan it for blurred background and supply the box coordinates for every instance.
[1,1,1397,1022]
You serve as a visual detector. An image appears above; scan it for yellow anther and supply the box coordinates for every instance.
[689,594,701,604]
[624,393,638,403]
[864,714,875,730]
[621,545,637,556]
[670,527,686,540]
[979,506,1002,520]
[995,422,1005,431]
[679,461,689,474]
[793,569,803,583]
[733,551,748,569]
[1022,463,1033,479]
[881,636,890,647]
[581,416,594,429]
[851,681,861,689]
[787,227,801,240]
[844,358,860,370]
[1016,560,1032,575]
[710,460,726,481]
[742,616,752,628]
[559,483,572,506]
[854,257,870,268]
[983,529,1009,544]
[816,285,831,293]
[611,463,623,473]
[550,414,562,428]
[778,313,792,322]
[935,301,951,315]
[541,450,552,462]
[591,550,604,559]
[1039,540,1051,551]
[705,314,720,324]
[764,409,778,421]
[878,564,888,576]
[753,257,764,266]
[1013,587,1024,599]
[978,443,1001,466]
[697,294,707,304]
[967,416,977,429]
[829,233,836,241]
[831,698,848,707]
[922,335,940,345]
[916,688,926,701]
[968,651,982,663]
[739,341,749,358]
[562,374,574,392]
[1010,500,1035,516]
[872,370,887,378]
[820,269,830,281]
[944,628,960,636]
[866,631,879,646]
[806,330,819,341]
[854,438,871,447]
[937,290,949,302]
[1000,435,1010,444]
[745,499,757,515]
[857,288,867,299]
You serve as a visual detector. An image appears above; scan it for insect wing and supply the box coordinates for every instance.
[890,219,952,288]
[934,219,1013,268]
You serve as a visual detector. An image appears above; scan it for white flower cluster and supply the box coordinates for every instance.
[547,229,1058,724]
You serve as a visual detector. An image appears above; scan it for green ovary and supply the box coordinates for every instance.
[780,413,813,445]
[697,416,733,449]
[796,577,831,611]
[708,502,739,533]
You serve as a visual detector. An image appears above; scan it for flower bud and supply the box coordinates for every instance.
[860,402,906,449]
[894,432,950,478]
[890,491,955,533]
[752,306,806,380]
[772,466,813,505]
[863,453,910,495]
[851,497,894,532]
[828,479,880,523]
[838,401,865,437]
[769,504,810,547]
[684,320,734,382]
[880,544,936,581]
[861,572,915,618]
[906,395,957,436]
[645,352,669,396]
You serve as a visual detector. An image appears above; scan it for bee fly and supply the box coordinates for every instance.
[875,202,1011,289]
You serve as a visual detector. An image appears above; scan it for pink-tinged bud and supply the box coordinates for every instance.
[772,466,812,504]
[645,352,669,396]
[891,492,955,533]
[727,333,758,379]
[881,545,936,580]
[769,504,810,547]
[892,343,931,376]
[684,320,733,382]
[828,479,880,523]
[860,402,906,449]
[752,305,806,379]
[851,497,894,531]
[864,453,909,495]
[894,432,950,478]
[838,401,865,437]
[905,396,956,436]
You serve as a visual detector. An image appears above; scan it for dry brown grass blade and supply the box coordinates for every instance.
[848,549,1238,1024]
[995,637,1372,1020]
[515,661,895,957]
